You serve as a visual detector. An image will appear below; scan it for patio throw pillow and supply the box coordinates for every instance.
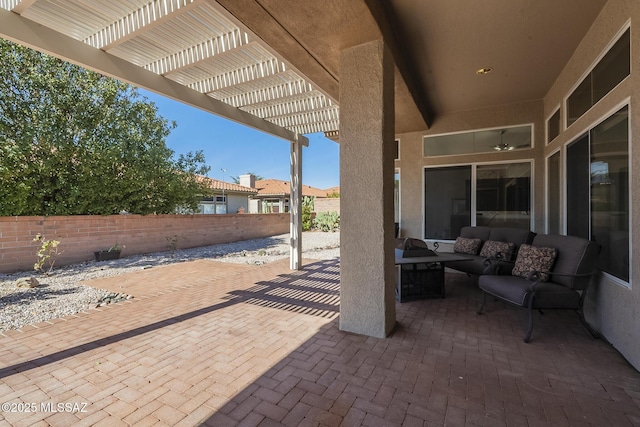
[479,240,516,260]
[453,237,482,255]
[512,244,557,282]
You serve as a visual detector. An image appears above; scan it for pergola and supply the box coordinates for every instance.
[2,0,639,370]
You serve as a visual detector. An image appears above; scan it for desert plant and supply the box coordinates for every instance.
[314,211,340,232]
[302,205,313,231]
[302,196,316,231]
[33,234,63,273]
[302,195,315,211]
[109,242,123,252]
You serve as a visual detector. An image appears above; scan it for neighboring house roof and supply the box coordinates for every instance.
[196,175,258,194]
[254,179,329,198]
[324,186,340,196]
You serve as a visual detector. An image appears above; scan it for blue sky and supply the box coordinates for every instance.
[139,89,340,189]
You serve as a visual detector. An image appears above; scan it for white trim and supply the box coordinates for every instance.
[544,147,562,234]
[422,123,533,139]
[394,168,401,235]
[470,165,477,227]
[628,101,633,289]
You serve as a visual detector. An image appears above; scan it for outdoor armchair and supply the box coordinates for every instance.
[477,234,601,342]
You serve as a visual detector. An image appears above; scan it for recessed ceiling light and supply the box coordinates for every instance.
[476,67,493,75]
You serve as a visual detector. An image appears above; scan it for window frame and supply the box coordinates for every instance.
[394,168,401,226]
[545,147,563,234]
[422,123,534,158]
[422,159,535,242]
[564,22,631,128]
[546,106,561,144]
[563,99,632,288]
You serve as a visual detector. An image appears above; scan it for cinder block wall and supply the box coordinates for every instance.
[315,198,340,214]
[0,213,289,273]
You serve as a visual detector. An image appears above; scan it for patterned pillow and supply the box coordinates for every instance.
[453,237,482,255]
[512,244,557,282]
[479,240,516,260]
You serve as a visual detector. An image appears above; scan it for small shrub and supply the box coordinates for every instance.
[302,205,313,231]
[314,211,340,232]
[166,234,180,257]
[302,195,315,211]
[33,234,63,273]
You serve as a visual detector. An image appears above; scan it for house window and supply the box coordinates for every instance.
[424,125,532,157]
[263,199,280,213]
[199,195,226,214]
[424,166,471,240]
[566,105,629,283]
[424,163,532,240]
[476,163,531,229]
[566,28,630,127]
[547,108,560,143]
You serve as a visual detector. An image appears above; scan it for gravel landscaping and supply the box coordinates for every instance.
[0,231,340,332]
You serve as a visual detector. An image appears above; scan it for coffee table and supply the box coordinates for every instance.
[395,253,472,302]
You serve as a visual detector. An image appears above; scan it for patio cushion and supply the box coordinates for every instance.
[479,275,581,308]
[460,226,492,242]
[531,234,601,290]
[454,237,482,255]
[487,227,536,248]
[512,244,557,282]
[479,240,515,260]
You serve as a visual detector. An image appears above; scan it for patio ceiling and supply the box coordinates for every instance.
[0,0,609,139]
[0,0,340,140]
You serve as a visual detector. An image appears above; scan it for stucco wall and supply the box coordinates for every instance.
[542,0,640,370]
[0,213,289,273]
[226,193,250,214]
[395,100,545,239]
[394,0,640,369]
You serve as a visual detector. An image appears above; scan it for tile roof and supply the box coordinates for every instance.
[196,175,258,194]
[255,179,329,198]
[324,186,340,196]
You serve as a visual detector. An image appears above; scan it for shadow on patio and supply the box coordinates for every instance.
[202,268,640,426]
[0,258,638,426]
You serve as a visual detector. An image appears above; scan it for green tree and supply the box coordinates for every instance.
[0,39,211,216]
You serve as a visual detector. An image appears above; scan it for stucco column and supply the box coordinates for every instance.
[289,135,306,270]
[339,39,396,338]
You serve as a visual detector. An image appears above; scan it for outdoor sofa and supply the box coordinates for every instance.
[444,226,536,276]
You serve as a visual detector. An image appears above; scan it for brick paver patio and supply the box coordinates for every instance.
[0,258,638,426]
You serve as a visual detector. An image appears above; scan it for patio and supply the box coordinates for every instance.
[0,258,638,426]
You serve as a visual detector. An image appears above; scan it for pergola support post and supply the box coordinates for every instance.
[289,135,307,270]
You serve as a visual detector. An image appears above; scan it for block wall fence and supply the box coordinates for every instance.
[314,198,340,214]
[0,213,289,274]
